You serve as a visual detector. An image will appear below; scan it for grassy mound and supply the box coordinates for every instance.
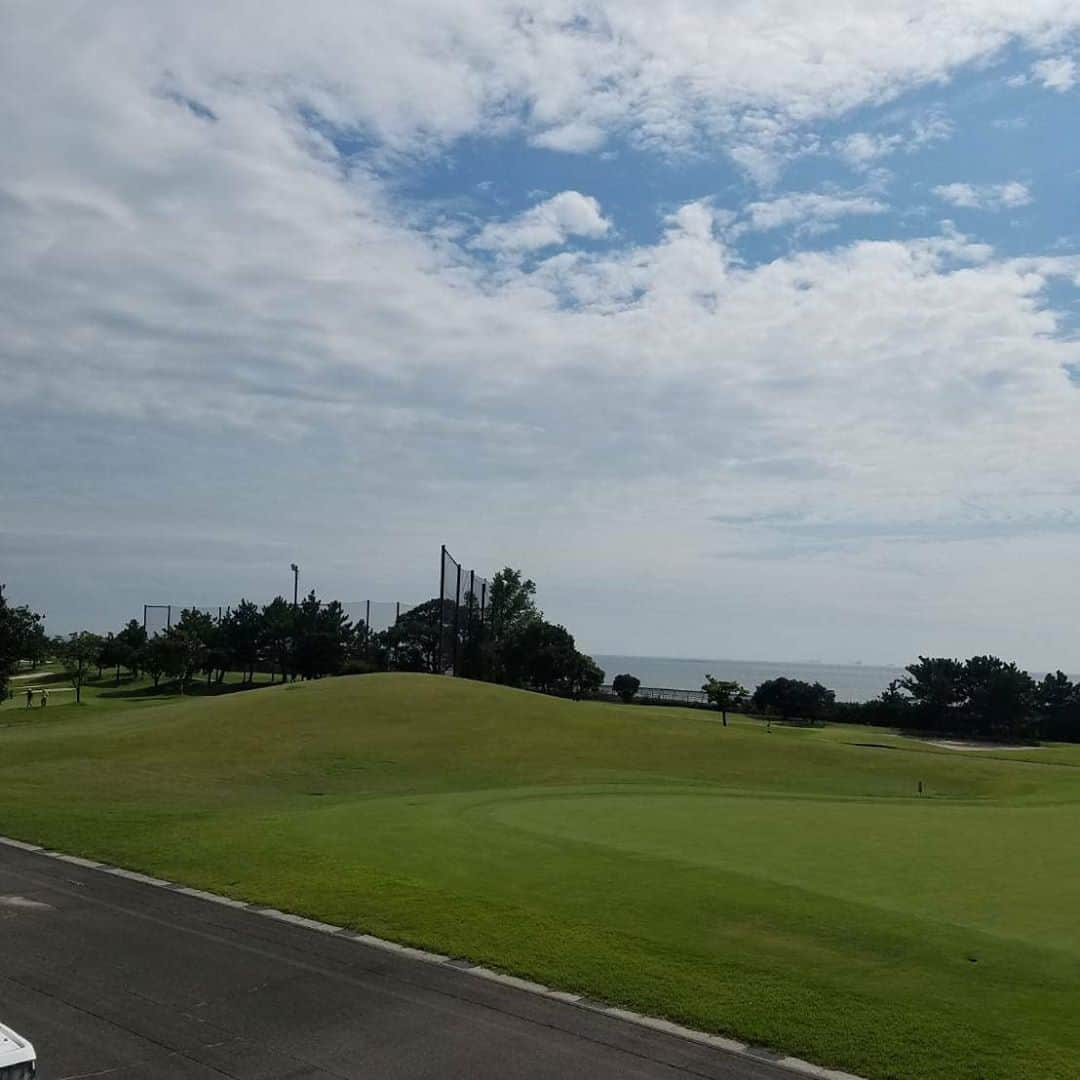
[2,673,1079,1079]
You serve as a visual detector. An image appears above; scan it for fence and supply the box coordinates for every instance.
[339,601,414,649]
[597,684,711,708]
[142,604,224,636]
[142,600,411,642]
[438,546,490,677]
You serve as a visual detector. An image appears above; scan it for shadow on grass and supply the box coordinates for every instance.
[96,678,276,701]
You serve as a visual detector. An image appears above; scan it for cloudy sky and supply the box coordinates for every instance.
[4,2,1080,667]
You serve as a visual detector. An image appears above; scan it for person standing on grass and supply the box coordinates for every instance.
[40,687,48,708]
[25,687,33,708]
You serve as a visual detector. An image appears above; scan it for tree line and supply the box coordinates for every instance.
[836,655,1080,742]
[613,656,1080,743]
[2,568,606,703]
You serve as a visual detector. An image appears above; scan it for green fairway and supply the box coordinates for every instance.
[2,674,1079,1079]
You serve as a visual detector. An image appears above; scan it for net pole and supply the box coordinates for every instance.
[143,604,148,632]
[167,605,172,630]
[365,599,371,651]
[465,571,475,678]
[437,546,447,674]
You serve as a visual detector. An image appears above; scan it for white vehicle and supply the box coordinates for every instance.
[0,1023,35,1079]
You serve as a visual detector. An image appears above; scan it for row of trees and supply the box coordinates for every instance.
[838,656,1080,742]
[615,657,1080,743]
[63,593,362,699]
[15,566,604,703]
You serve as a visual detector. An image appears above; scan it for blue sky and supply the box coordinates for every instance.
[3,3,1080,667]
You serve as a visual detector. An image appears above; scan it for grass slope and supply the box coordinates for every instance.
[2,673,1079,1080]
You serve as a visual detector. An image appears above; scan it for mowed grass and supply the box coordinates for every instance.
[2,675,1080,1079]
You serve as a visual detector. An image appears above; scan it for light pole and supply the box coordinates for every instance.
[290,563,299,608]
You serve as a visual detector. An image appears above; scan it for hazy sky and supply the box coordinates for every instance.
[3,2,1080,666]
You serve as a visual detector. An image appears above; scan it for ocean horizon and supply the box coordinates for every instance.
[590,654,907,703]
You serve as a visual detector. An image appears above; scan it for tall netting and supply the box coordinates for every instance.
[438,547,491,677]
[339,600,413,651]
[142,605,223,636]
[143,605,172,636]
[439,547,462,674]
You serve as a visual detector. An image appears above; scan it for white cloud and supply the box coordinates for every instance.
[472,191,611,253]
[1032,55,1078,91]
[530,122,608,153]
[741,192,888,232]
[5,3,1080,661]
[933,181,1033,210]
[5,3,1077,178]
[837,112,952,167]
[838,131,905,165]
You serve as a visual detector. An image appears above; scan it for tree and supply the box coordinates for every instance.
[486,568,541,681]
[897,655,1037,740]
[0,594,48,699]
[116,620,147,677]
[960,655,1036,739]
[53,631,104,703]
[141,629,200,693]
[172,609,218,686]
[751,677,834,724]
[377,598,444,673]
[899,657,965,732]
[260,597,296,683]
[221,600,262,683]
[98,633,133,684]
[141,635,169,689]
[292,592,355,679]
[702,675,748,726]
[1037,671,1080,742]
[612,673,641,703]
[498,619,599,698]
[569,654,605,700]
[487,568,540,642]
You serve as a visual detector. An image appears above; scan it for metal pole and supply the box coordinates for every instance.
[437,545,447,674]
[143,604,148,632]
[167,605,172,630]
[465,571,475,677]
[365,599,371,649]
[291,564,299,608]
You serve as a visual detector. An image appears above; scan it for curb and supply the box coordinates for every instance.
[1,834,866,1080]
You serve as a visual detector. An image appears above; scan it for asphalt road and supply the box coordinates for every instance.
[0,843,806,1080]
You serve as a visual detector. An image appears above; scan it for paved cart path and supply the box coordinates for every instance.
[0,843,823,1080]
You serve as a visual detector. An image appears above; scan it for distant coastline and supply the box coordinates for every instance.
[590,654,906,703]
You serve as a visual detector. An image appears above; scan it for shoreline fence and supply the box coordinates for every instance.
[596,684,711,707]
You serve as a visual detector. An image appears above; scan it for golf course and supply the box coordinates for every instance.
[2,672,1079,1079]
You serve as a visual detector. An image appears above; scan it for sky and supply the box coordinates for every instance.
[3,1,1080,668]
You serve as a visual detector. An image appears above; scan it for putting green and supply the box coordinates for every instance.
[480,789,1080,952]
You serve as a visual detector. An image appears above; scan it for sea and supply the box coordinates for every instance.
[590,655,906,704]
